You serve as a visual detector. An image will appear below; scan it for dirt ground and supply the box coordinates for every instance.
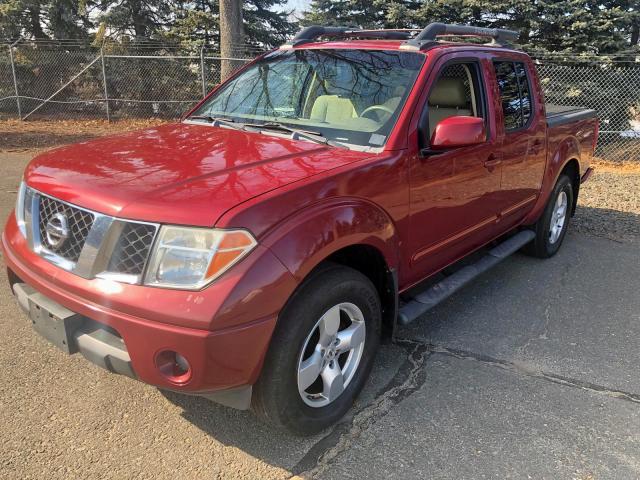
[0,119,166,151]
[0,120,639,479]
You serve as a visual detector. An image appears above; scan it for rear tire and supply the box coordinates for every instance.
[252,264,381,436]
[524,174,573,258]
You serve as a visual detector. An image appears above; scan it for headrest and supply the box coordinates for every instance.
[428,78,468,108]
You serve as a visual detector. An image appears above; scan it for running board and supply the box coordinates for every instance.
[398,230,535,326]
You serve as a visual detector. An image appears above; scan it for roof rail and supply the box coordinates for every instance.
[281,26,417,48]
[401,23,519,50]
[281,23,519,50]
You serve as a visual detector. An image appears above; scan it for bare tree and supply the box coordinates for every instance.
[219,0,244,81]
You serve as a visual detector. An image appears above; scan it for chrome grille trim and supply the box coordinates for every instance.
[23,187,159,283]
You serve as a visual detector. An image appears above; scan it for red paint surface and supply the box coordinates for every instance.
[431,116,487,148]
[3,40,597,395]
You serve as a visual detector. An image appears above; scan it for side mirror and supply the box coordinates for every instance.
[428,116,486,152]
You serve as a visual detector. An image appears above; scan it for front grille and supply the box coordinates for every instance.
[25,188,159,282]
[107,223,157,275]
[38,195,95,262]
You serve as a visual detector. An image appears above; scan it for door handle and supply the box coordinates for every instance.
[483,155,502,171]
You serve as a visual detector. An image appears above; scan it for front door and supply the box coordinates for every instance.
[408,58,502,285]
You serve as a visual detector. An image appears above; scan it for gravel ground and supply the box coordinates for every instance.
[0,130,638,479]
[573,166,640,242]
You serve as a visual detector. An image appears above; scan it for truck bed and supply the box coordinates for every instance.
[546,104,597,127]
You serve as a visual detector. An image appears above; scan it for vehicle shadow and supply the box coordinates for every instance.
[160,390,320,466]
[572,205,640,242]
[159,340,409,474]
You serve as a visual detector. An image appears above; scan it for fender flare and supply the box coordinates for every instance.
[262,197,401,282]
[524,136,581,225]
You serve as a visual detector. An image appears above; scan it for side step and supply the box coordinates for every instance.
[398,230,535,326]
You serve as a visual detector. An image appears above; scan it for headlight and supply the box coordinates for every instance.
[15,181,26,237]
[143,226,257,290]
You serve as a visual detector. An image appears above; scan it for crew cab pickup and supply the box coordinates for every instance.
[3,23,598,435]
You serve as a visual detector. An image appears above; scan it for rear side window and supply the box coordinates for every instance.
[516,63,532,125]
[494,61,533,131]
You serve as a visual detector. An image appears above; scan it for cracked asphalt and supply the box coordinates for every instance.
[1,147,639,479]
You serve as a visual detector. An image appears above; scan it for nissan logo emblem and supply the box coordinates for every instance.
[45,212,69,249]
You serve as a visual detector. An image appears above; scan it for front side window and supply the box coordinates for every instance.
[494,60,533,131]
[427,62,485,136]
[191,49,425,148]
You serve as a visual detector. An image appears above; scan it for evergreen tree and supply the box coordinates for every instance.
[94,0,175,39]
[0,0,93,40]
[301,0,640,53]
[167,0,295,48]
[0,0,51,39]
[48,0,94,39]
[301,0,421,29]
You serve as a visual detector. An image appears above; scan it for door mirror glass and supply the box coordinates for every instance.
[430,116,486,149]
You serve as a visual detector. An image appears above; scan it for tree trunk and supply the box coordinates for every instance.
[631,22,639,46]
[130,2,147,38]
[219,0,244,81]
[29,5,48,40]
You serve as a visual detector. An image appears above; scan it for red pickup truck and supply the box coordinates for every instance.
[3,24,597,435]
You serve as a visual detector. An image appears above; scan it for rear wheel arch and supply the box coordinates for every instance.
[526,145,581,226]
[559,158,580,216]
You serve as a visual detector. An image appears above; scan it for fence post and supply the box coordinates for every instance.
[200,45,207,98]
[100,48,110,122]
[8,40,22,119]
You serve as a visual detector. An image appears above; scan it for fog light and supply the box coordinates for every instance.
[155,350,192,384]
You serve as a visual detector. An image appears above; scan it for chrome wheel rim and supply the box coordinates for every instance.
[296,302,366,408]
[549,190,568,244]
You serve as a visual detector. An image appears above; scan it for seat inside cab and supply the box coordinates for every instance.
[308,71,406,128]
[428,64,479,136]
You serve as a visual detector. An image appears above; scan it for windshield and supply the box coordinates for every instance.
[190,49,425,148]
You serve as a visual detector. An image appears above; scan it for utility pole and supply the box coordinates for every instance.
[219,0,244,81]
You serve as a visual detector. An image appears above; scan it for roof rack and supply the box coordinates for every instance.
[281,26,418,48]
[400,23,519,50]
[281,23,519,51]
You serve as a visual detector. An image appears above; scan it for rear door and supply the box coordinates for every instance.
[407,55,502,283]
[491,59,547,228]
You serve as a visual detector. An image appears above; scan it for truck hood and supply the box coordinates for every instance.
[25,122,369,226]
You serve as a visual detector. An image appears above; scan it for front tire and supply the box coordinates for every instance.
[252,264,381,436]
[524,174,574,258]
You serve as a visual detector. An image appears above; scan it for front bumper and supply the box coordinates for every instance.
[2,214,297,408]
[14,282,136,378]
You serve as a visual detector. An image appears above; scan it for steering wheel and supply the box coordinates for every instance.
[361,104,395,120]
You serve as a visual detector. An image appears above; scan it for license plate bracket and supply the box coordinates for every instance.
[28,292,84,354]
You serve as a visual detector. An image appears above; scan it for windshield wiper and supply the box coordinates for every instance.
[187,115,245,131]
[189,117,333,146]
[246,122,328,145]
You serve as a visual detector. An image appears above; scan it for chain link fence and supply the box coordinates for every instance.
[0,39,256,122]
[532,53,640,162]
[1,40,639,162]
